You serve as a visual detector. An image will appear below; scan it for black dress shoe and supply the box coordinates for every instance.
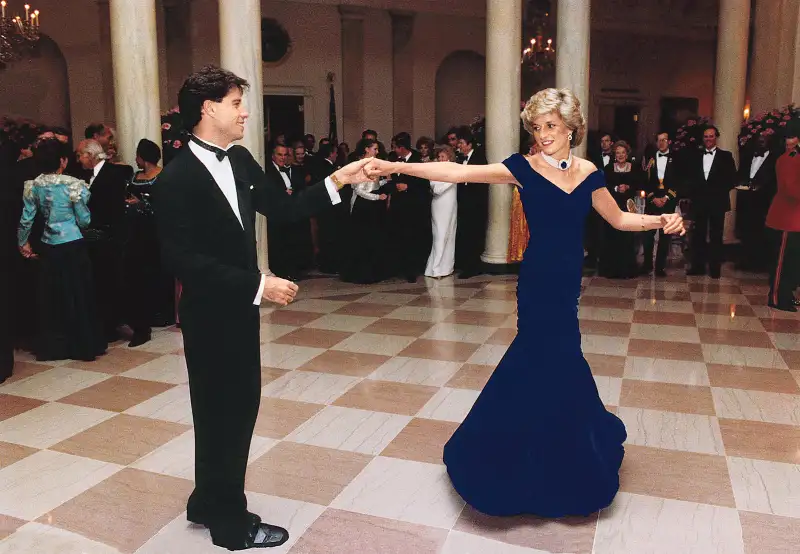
[210,520,289,550]
[768,301,798,313]
[793,298,799,307]
[128,332,152,348]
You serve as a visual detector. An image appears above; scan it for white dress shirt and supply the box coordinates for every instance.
[273,162,293,190]
[656,150,669,180]
[89,159,106,187]
[602,153,611,167]
[703,147,717,180]
[462,149,473,165]
[189,136,342,305]
[750,151,769,179]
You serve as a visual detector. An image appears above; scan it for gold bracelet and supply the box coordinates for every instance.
[641,215,645,231]
[330,172,345,190]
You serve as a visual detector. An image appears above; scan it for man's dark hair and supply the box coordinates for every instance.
[600,131,614,141]
[455,126,474,147]
[393,132,412,150]
[178,65,250,131]
[34,138,71,174]
[704,125,721,137]
[656,130,671,139]
[304,133,315,141]
[318,143,336,159]
[270,141,289,155]
[446,127,459,137]
[362,129,378,139]
[136,138,162,165]
[48,126,71,138]
[84,123,106,140]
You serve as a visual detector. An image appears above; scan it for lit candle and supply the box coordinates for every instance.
[1,1,6,19]
[34,9,38,26]
[25,4,30,21]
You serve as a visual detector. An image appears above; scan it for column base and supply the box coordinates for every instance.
[478,261,520,275]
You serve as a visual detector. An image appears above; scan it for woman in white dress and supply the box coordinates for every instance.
[425,145,458,278]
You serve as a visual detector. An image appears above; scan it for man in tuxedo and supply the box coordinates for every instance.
[312,142,348,274]
[266,143,312,279]
[735,134,778,271]
[454,127,488,279]
[686,125,737,278]
[584,132,614,270]
[385,132,432,282]
[155,66,369,550]
[77,138,133,340]
[641,131,681,276]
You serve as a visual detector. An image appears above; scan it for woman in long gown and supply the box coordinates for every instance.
[425,145,458,278]
[367,88,684,517]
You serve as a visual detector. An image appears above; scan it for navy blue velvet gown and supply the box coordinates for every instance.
[443,153,627,518]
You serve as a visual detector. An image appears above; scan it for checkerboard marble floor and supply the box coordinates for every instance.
[1,268,799,553]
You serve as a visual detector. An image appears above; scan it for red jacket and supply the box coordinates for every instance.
[766,149,800,232]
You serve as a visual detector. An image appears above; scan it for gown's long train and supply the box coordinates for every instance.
[443,153,627,517]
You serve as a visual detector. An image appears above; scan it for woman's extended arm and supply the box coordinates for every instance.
[592,186,685,234]
[367,158,518,186]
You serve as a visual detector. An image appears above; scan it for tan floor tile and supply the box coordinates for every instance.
[718,419,800,464]
[291,508,448,554]
[272,327,352,348]
[585,354,626,377]
[0,514,25,540]
[445,363,496,390]
[485,328,517,346]
[579,319,631,337]
[693,302,756,316]
[406,295,464,309]
[325,292,371,301]
[470,288,518,301]
[627,338,705,362]
[590,277,640,288]
[334,380,438,416]
[398,339,481,362]
[739,511,800,554]
[0,394,45,422]
[380,418,458,465]
[50,414,190,465]
[619,380,716,415]
[706,364,800,394]
[444,310,509,327]
[698,328,774,348]
[636,289,692,301]
[688,283,742,294]
[59,377,176,412]
[253,397,324,439]
[0,441,38,470]
[334,302,397,317]
[620,445,735,507]
[580,296,636,310]
[631,310,697,327]
[779,349,800,370]
[261,309,320,326]
[454,506,597,554]
[42,468,193,553]
[261,366,290,386]
[298,350,391,377]
[361,318,435,337]
[245,442,372,504]
[66,349,163,374]
[759,317,800,333]
[0,361,52,384]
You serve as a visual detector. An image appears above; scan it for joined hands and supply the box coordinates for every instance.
[660,213,685,236]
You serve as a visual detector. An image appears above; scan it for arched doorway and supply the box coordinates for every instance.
[435,50,486,140]
[0,35,71,128]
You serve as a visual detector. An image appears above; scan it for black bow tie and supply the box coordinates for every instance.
[279,166,291,174]
[705,150,715,155]
[658,152,668,158]
[191,136,228,161]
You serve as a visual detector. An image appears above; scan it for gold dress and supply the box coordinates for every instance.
[507,185,530,263]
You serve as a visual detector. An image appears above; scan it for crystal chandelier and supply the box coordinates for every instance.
[0,1,41,68]
[521,0,555,72]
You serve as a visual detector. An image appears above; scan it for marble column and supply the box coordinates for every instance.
[555,0,590,159]
[749,0,799,114]
[109,0,162,166]
[391,11,416,135]
[219,0,271,274]
[340,7,365,145]
[713,0,750,243]
[97,0,115,124]
[481,0,522,266]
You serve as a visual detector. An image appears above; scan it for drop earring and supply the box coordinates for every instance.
[568,133,573,141]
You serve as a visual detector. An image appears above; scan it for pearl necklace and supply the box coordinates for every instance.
[541,151,572,171]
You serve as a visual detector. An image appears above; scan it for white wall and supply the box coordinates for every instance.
[435,50,486,139]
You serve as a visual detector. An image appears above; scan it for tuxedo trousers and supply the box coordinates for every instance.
[768,229,800,307]
[690,206,726,274]
[180,295,261,530]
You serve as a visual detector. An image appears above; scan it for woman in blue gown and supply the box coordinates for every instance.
[367,88,685,518]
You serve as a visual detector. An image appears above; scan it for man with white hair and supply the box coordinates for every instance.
[77,138,133,341]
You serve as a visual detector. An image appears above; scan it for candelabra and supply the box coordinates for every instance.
[521,0,555,73]
[0,2,41,68]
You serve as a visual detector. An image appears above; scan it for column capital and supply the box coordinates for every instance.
[390,11,415,51]
[338,5,367,21]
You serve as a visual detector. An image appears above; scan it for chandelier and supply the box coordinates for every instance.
[0,2,41,68]
[521,0,555,72]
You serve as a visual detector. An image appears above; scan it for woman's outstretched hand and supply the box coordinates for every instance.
[364,158,393,181]
[661,213,685,235]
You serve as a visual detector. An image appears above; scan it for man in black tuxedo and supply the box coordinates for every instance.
[641,131,681,276]
[584,132,614,270]
[154,66,369,550]
[454,127,488,279]
[77,138,133,339]
[384,132,432,282]
[686,125,737,278]
[735,134,777,271]
[312,142,348,274]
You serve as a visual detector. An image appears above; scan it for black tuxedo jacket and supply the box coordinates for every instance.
[385,150,431,209]
[686,148,737,212]
[457,147,489,205]
[592,151,613,171]
[737,150,777,194]
[154,146,332,313]
[644,152,681,213]
[88,161,133,235]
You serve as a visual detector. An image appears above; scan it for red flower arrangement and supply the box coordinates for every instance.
[739,104,798,148]
[161,106,188,165]
[670,116,713,153]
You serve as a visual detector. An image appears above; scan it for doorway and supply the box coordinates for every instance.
[613,105,641,150]
[263,95,305,147]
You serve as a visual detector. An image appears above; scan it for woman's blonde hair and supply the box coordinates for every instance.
[521,88,586,148]
[434,144,457,162]
[612,140,631,158]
